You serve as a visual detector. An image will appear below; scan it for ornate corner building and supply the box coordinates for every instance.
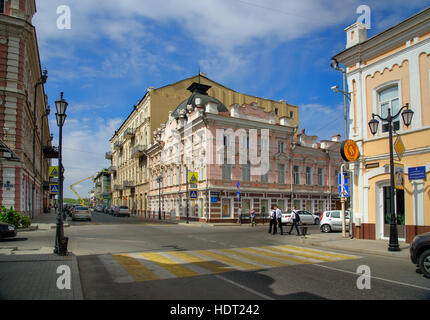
[0,0,54,217]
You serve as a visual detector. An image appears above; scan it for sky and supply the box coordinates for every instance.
[32,0,430,199]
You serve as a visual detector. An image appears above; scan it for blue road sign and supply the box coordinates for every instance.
[338,173,349,197]
[50,184,59,194]
[210,197,218,203]
[189,190,198,199]
[236,181,240,188]
[236,191,241,199]
[408,166,426,181]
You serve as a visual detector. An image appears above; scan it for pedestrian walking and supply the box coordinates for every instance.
[268,206,277,235]
[275,205,283,235]
[54,201,58,214]
[250,208,256,227]
[288,206,301,236]
[237,204,242,225]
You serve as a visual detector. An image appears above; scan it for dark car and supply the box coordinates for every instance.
[0,222,17,239]
[410,232,430,278]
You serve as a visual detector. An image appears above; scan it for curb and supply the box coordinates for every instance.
[301,239,410,259]
[69,253,84,300]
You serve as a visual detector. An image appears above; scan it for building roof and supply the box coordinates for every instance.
[171,82,228,118]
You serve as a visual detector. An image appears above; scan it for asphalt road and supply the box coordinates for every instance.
[3,212,430,300]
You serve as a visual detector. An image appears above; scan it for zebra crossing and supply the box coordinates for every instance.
[99,245,361,283]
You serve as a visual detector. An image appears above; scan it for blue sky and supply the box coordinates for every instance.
[32,0,429,198]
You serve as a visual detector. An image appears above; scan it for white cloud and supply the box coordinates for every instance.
[50,115,122,199]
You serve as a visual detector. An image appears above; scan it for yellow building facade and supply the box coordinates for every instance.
[107,74,299,215]
[333,8,430,243]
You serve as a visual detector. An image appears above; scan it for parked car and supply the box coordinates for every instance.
[72,206,92,221]
[113,206,130,217]
[410,232,430,278]
[281,210,320,225]
[95,205,103,212]
[320,210,350,233]
[0,222,17,239]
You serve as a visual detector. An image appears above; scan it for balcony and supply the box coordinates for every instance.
[114,141,122,150]
[105,151,112,160]
[43,146,59,159]
[113,184,121,191]
[131,144,146,159]
[123,128,136,140]
[123,180,134,188]
[108,166,117,173]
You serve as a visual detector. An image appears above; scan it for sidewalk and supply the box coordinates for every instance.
[0,253,83,300]
[297,231,411,259]
[30,210,70,230]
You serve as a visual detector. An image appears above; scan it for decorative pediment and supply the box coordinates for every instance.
[273,152,291,162]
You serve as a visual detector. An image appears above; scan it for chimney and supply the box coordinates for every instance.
[331,134,341,142]
[205,101,218,114]
[345,22,367,49]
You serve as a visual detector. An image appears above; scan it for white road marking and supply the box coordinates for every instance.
[215,275,274,300]
[314,263,430,291]
[98,254,134,284]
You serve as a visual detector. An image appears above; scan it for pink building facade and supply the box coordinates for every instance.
[147,83,343,223]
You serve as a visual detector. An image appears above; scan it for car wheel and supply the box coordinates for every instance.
[418,249,430,278]
[314,218,320,225]
[321,224,331,233]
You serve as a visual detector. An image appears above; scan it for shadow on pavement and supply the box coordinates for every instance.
[0,237,28,243]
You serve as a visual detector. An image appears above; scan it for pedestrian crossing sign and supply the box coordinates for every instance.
[189,190,198,199]
[188,172,198,184]
[50,184,59,194]
[49,166,59,178]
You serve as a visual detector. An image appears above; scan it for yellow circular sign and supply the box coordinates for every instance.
[341,140,360,162]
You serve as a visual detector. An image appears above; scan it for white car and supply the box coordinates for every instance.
[281,210,320,225]
[320,210,350,233]
[72,206,92,221]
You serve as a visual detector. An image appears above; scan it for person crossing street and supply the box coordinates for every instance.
[275,205,283,235]
[288,206,301,236]
[268,206,277,235]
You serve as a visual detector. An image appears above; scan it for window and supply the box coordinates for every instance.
[242,163,250,181]
[378,85,400,133]
[170,169,173,186]
[277,164,285,184]
[222,164,231,180]
[290,111,294,118]
[176,167,180,185]
[318,168,324,186]
[277,141,284,153]
[199,161,205,181]
[293,166,300,184]
[306,167,312,185]
[0,1,4,13]
[275,108,279,115]
[335,170,339,187]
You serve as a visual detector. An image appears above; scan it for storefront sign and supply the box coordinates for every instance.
[340,140,360,162]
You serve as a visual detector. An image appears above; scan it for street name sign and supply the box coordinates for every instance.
[408,166,426,181]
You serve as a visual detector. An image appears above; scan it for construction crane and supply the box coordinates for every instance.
[70,176,94,207]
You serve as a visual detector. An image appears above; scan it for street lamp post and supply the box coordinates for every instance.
[368,103,414,252]
[32,69,48,219]
[54,92,68,255]
[157,175,163,220]
[40,105,50,214]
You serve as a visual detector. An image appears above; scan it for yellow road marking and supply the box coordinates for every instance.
[140,252,199,278]
[80,222,89,226]
[280,245,360,260]
[167,251,230,274]
[195,250,260,270]
[112,254,160,281]
[220,248,286,268]
[241,247,313,264]
[261,246,337,262]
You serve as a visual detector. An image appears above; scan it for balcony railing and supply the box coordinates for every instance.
[113,184,121,191]
[131,144,146,159]
[123,128,136,140]
[43,146,59,159]
[108,166,117,173]
[105,151,112,160]
[123,180,134,188]
[114,141,122,150]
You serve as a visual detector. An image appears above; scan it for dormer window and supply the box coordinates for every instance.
[378,85,400,133]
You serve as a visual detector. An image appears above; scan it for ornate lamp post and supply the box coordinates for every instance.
[368,103,413,251]
[54,92,68,255]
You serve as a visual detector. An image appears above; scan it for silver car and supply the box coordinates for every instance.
[282,210,320,225]
[320,210,350,233]
[114,206,130,217]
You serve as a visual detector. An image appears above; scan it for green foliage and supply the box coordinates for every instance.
[0,206,21,228]
[20,215,31,228]
[0,206,32,228]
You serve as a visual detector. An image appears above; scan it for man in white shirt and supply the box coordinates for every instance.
[268,206,277,235]
[288,206,301,236]
[275,205,283,235]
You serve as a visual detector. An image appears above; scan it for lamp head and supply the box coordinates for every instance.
[368,115,379,136]
[55,92,68,116]
[41,69,48,84]
[401,103,414,127]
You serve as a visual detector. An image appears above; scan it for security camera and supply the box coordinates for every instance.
[331,85,339,92]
